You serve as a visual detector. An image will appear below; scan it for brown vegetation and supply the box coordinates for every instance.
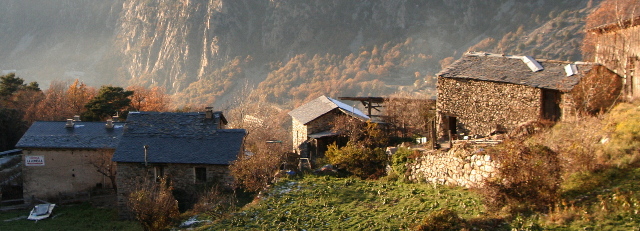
[252,38,433,107]
[127,177,179,231]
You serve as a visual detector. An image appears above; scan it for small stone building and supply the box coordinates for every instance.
[16,119,124,202]
[112,110,245,217]
[289,95,370,162]
[436,52,622,139]
[587,15,640,99]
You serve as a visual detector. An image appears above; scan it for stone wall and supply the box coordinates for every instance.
[592,24,640,99]
[437,77,542,138]
[407,144,498,188]
[22,148,114,202]
[292,109,342,156]
[116,162,232,218]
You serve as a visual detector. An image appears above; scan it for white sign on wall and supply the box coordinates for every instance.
[25,156,45,166]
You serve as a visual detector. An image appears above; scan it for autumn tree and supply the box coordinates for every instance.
[127,85,171,112]
[82,86,133,121]
[228,97,292,192]
[67,79,96,116]
[0,73,42,150]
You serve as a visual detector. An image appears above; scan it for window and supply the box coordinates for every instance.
[154,166,165,182]
[195,167,207,183]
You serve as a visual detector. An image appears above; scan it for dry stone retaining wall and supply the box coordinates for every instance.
[407,144,498,188]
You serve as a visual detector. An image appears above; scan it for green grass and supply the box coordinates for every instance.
[0,203,141,231]
[199,175,485,230]
[539,166,640,230]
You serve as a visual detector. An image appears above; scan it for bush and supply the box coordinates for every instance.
[325,142,388,179]
[481,140,561,214]
[229,150,286,193]
[414,209,464,231]
[390,147,415,179]
[192,185,236,220]
[127,177,179,231]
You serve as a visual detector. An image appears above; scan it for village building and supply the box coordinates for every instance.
[16,118,124,203]
[436,52,622,140]
[111,109,245,216]
[289,95,370,163]
[587,15,640,99]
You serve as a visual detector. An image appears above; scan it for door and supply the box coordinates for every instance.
[541,89,561,121]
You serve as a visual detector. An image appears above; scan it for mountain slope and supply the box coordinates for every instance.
[0,0,601,107]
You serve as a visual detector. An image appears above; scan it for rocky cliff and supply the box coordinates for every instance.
[0,0,600,106]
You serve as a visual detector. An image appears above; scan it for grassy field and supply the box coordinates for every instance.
[0,203,141,231]
[198,175,487,230]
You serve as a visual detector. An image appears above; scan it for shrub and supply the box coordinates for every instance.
[481,140,561,214]
[192,185,236,220]
[325,142,388,179]
[229,150,286,193]
[390,147,415,179]
[414,209,464,231]
[127,177,179,231]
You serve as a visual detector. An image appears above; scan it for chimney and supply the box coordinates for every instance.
[105,119,114,129]
[205,107,213,119]
[73,115,81,121]
[65,119,74,128]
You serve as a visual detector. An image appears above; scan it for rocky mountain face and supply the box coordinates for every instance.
[0,0,600,106]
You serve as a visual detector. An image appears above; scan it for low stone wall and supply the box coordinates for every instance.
[407,144,498,188]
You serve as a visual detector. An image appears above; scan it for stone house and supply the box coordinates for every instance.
[16,118,125,202]
[436,52,622,140]
[289,95,370,162]
[587,15,640,99]
[111,110,245,216]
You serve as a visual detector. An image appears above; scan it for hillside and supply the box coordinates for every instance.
[0,0,601,108]
[190,102,640,230]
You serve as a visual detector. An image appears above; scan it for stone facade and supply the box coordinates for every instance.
[589,19,640,99]
[437,77,544,138]
[292,109,342,157]
[407,144,498,188]
[115,162,232,218]
[22,148,114,202]
[436,66,621,139]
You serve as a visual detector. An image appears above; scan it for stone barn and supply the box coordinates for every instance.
[289,95,370,164]
[436,52,622,140]
[112,110,245,217]
[587,15,640,100]
[16,118,124,202]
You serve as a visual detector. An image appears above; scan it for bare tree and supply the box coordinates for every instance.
[88,149,118,193]
[384,92,435,138]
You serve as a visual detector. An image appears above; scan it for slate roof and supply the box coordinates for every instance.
[437,52,599,91]
[288,95,370,125]
[16,121,125,149]
[112,111,245,165]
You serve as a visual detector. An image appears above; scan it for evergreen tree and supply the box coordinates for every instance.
[82,86,134,121]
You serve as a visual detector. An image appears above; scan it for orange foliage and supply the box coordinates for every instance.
[127,85,171,112]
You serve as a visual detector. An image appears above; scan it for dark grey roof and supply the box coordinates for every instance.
[437,52,600,91]
[16,121,125,149]
[288,95,370,125]
[112,111,245,165]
